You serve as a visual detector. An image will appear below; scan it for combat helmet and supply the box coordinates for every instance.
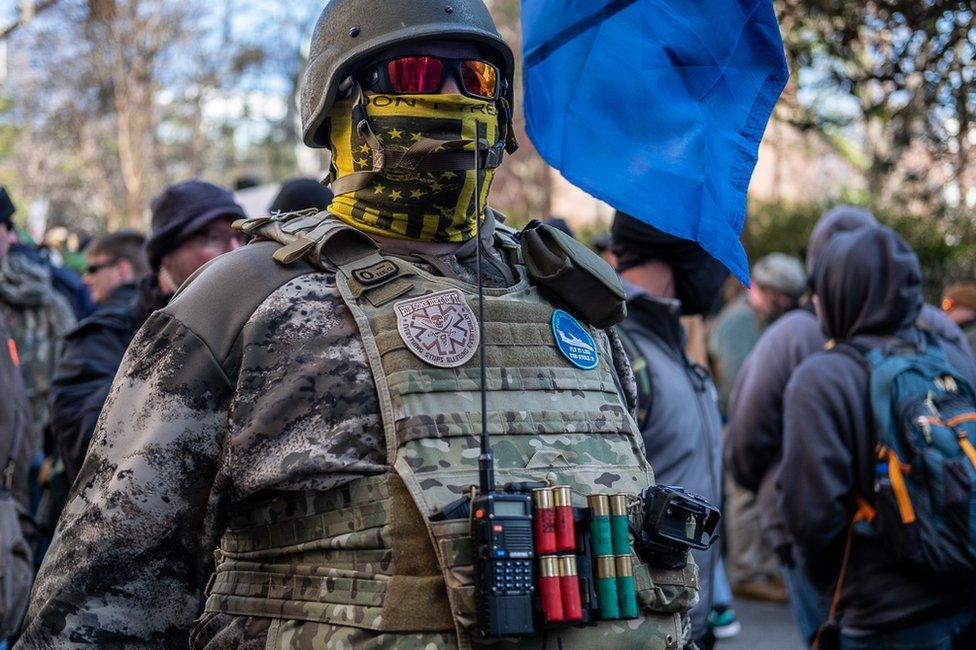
[301,0,517,151]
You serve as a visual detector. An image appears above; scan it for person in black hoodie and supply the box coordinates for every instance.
[726,206,976,644]
[781,225,976,648]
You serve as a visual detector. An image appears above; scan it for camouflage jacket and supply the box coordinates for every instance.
[0,251,76,454]
[20,229,640,649]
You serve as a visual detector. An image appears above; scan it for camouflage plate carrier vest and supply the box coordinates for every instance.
[202,210,698,649]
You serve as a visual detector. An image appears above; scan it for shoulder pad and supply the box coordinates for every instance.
[233,210,378,273]
[166,241,318,365]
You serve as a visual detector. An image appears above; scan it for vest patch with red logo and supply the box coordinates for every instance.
[394,289,480,368]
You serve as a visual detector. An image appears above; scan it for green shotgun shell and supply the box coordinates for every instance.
[615,555,639,619]
[594,555,620,620]
[608,494,630,556]
[587,494,613,557]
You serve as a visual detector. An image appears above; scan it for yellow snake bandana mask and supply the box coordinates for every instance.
[327,93,499,243]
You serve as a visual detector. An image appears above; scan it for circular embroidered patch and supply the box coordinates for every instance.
[395,289,480,368]
[551,309,599,370]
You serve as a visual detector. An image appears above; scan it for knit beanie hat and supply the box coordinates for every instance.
[145,180,246,271]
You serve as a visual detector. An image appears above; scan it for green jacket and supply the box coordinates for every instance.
[707,295,763,416]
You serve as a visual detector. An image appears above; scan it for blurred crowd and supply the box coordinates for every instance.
[581,207,976,648]
[2,177,976,648]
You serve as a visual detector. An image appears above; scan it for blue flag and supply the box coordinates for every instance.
[521,0,788,283]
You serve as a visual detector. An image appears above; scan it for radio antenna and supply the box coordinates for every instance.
[474,123,494,494]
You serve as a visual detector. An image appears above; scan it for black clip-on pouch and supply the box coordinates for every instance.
[520,220,627,329]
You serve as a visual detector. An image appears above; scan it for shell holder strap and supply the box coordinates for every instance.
[499,95,519,155]
[329,84,509,198]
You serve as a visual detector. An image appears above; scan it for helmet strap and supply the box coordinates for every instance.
[498,95,519,155]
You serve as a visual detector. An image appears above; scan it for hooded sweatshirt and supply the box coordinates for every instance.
[781,226,976,631]
[725,207,976,548]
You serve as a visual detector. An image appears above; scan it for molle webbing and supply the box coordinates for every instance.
[206,474,454,632]
[358,287,645,516]
[206,216,671,645]
[330,252,656,646]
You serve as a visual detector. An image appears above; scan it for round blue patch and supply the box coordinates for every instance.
[551,309,599,371]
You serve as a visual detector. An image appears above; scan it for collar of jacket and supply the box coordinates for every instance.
[135,275,172,324]
[66,282,145,340]
[101,282,140,312]
[621,277,685,353]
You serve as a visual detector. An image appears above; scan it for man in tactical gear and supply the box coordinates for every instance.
[22,2,697,647]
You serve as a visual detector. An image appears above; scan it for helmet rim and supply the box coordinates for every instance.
[300,3,515,149]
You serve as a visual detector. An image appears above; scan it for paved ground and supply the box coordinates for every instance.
[717,598,805,650]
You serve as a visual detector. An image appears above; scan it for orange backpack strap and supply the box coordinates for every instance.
[812,496,875,650]
[853,496,876,524]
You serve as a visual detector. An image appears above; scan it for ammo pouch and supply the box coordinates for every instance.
[520,221,627,329]
[430,513,699,627]
[635,555,700,613]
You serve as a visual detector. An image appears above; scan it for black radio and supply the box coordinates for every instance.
[471,490,535,637]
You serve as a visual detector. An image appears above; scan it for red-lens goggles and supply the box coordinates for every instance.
[363,56,501,100]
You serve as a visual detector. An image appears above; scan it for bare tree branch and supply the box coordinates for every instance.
[0,0,60,40]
